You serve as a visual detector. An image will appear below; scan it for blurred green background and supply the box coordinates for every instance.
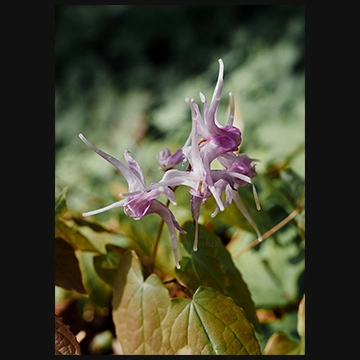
[55,4,304,217]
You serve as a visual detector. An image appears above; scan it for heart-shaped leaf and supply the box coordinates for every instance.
[176,221,259,332]
[161,286,261,355]
[112,250,170,354]
[263,332,301,355]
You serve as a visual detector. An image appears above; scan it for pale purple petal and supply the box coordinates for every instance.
[231,188,262,241]
[227,92,235,126]
[157,148,184,169]
[207,59,224,124]
[147,200,187,269]
[79,134,137,186]
[123,194,153,220]
[152,168,199,190]
[190,100,210,139]
[218,152,258,178]
[157,148,171,164]
[123,150,146,189]
[82,199,126,217]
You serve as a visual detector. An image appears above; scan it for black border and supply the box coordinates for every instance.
[5,1,333,357]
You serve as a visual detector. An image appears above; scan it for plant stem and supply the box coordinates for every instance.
[232,190,305,259]
[151,198,170,268]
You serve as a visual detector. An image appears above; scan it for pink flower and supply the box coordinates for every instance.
[78,58,262,267]
[210,153,262,241]
[146,59,261,249]
[78,134,186,268]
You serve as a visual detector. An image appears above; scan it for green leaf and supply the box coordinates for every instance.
[93,244,127,286]
[161,286,261,355]
[229,230,304,308]
[55,237,86,294]
[77,251,113,308]
[55,186,68,218]
[55,219,100,252]
[55,314,81,355]
[260,170,304,214]
[176,221,260,332]
[117,212,161,263]
[279,168,305,207]
[112,250,170,354]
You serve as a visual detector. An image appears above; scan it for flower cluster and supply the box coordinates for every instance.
[79,59,261,269]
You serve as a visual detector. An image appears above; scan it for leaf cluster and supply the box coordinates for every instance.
[55,171,304,355]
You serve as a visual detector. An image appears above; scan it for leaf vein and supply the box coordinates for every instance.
[194,300,249,355]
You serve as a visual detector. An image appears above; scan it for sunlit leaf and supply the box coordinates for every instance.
[175,345,196,355]
[176,221,259,331]
[55,237,86,294]
[89,330,114,355]
[161,286,261,355]
[55,314,81,355]
[55,219,100,252]
[263,332,301,355]
[112,250,170,354]
[297,294,305,353]
[262,293,305,354]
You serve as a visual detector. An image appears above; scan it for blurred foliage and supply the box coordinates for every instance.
[55,5,304,355]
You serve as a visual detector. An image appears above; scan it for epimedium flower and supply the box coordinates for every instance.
[185,60,262,244]
[156,59,241,170]
[155,59,243,208]
[150,59,262,250]
[78,134,186,269]
[217,152,260,208]
[191,59,242,152]
[78,58,262,268]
